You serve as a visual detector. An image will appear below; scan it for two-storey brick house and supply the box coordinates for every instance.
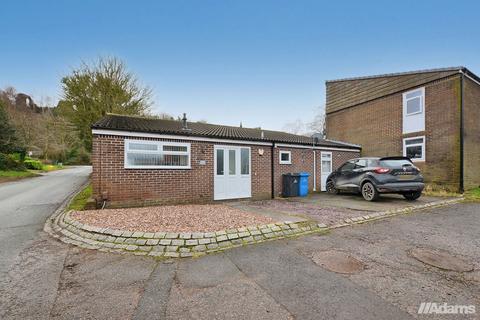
[326,67,480,192]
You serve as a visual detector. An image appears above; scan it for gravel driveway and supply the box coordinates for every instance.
[71,204,276,233]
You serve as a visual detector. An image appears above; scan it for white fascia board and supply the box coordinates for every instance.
[274,143,360,152]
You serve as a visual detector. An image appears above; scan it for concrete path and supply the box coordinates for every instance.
[0,166,91,279]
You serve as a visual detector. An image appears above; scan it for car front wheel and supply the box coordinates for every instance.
[326,180,339,194]
[403,191,422,201]
[361,182,379,201]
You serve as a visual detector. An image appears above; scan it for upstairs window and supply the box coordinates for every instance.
[403,136,425,162]
[404,89,423,115]
[403,87,425,133]
[279,150,291,164]
[125,139,191,169]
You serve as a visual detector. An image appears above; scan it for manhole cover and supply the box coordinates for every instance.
[410,248,474,272]
[312,250,365,274]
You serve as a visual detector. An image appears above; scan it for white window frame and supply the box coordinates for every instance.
[124,139,191,169]
[279,150,292,164]
[403,87,425,116]
[403,136,425,162]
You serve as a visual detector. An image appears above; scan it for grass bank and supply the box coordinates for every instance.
[0,170,39,183]
[68,184,92,211]
[465,187,480,201]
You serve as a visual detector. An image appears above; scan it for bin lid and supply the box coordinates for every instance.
[284,173,300,177]
[299,172,310,177]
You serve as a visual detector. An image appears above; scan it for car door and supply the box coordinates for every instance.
[351,159,368,189]
[335,160,356,190]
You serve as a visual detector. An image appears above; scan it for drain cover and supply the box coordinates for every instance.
[312,250,365,274]
[410,248,474,272]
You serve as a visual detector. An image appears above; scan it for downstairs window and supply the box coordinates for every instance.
[124,139,191,169]
[403,136,425,162]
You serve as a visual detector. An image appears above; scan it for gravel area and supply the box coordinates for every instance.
[70,204,276,233]
[246,200,369,226]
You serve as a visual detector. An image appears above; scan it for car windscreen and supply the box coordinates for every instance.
[379,159,413,168]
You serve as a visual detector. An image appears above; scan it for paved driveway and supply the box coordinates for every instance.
[1,201,478,319]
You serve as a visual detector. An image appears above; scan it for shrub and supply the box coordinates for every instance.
[24,158,44,170]
[0,153,25,171]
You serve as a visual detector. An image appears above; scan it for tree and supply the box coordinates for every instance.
[59,57,153,151]
[308,105,326,138]
[282,119,308,135]
[0,100,18,154]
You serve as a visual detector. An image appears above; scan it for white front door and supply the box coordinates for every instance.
[320,152,332,191]
[214,146,251,200]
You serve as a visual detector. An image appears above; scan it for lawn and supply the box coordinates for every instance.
[68,184,93,211]
[0,170,39,183]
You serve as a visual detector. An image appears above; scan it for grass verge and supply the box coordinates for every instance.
[0,170,39,183]
[464,187,480,202]
[68,184,93,211]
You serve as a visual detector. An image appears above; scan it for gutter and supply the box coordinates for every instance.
[459,70,465,193]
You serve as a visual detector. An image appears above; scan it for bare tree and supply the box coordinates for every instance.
[282,119,308,135]
[308,105,326,138]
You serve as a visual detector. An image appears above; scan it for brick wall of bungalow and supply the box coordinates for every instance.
[326,75,463,192]
[92,134,359,207]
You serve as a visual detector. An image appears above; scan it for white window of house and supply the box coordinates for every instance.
[124,139,191,169]
[279,150,291,164]
[403,136,425,162]
[402,87,425,133]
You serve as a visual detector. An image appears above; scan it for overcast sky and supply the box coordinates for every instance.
[1,0,479,131]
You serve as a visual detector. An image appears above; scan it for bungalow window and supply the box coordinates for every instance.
[403,136,425,162]
[125,139,191,169]
[279,150,291,164]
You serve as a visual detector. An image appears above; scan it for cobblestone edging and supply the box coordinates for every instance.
[329,197,464,229]
[45,210,328,258]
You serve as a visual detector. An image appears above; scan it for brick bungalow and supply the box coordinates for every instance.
[91,114,360,207]
[325,67,480,192]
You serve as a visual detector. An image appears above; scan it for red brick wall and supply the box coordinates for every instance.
[92,135,360,206]
[272,147,359,196]
[326,76,462,191]
[463,77,480,190]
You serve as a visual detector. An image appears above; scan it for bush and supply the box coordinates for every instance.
[24,157,44,170]
[0,153,26,171]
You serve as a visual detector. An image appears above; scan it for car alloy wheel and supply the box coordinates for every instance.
[361,182,378,201]
[326,180,337,194]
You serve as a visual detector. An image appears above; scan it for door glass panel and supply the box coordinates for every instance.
[322,160,331,173]
[229,149,236,175]
[216,149,224,175]
[241,148,249,175]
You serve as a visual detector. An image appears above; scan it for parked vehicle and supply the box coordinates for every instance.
[326,157,424,201]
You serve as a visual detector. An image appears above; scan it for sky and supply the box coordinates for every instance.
[1,0,479,131]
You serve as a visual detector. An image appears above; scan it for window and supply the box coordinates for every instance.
[216,149,224,175]
[279,150,291,164]
[125,140,191,169]
[403,136,425,162]
[403,87,425,133]
[241,148,250,175]
[404,89,423,115]
[355,159,368,169]
[229,149,236,175]
[340,161,355,172]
